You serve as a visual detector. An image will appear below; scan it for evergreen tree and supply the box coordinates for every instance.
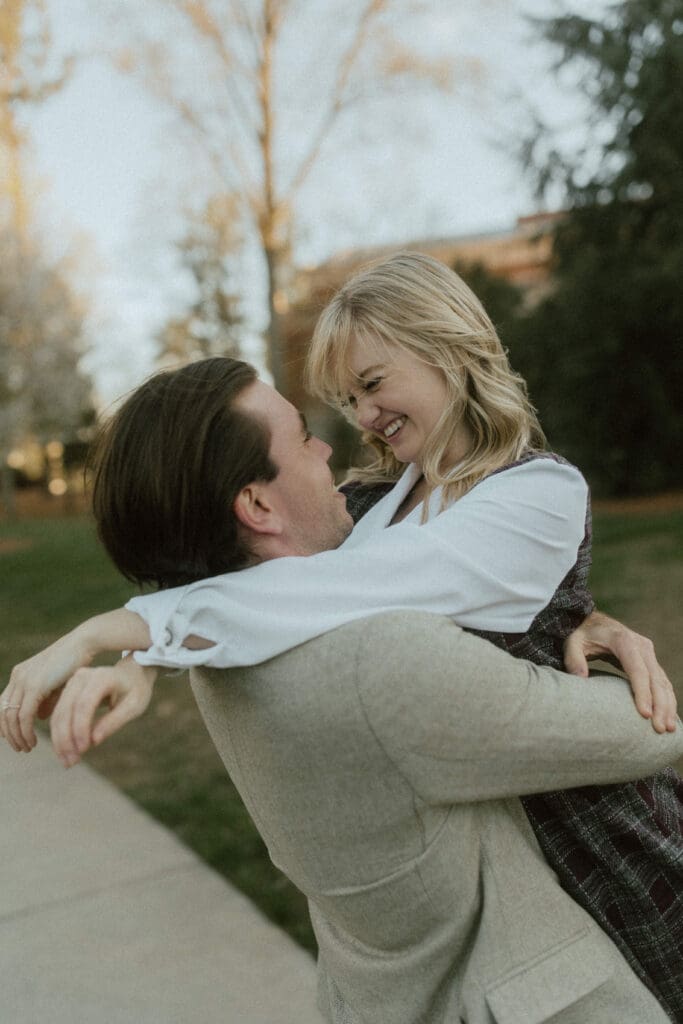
[515,0,683,494]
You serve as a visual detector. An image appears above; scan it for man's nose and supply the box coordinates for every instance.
[313,436,333,461]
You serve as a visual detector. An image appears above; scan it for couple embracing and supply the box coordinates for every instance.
[4,253,682,1023]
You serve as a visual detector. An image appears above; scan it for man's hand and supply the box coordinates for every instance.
[1,609,152,753]
[564,610,678,733]
[51,658,158,768]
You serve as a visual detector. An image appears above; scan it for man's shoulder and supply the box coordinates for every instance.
[195,611,456,694]
[295,611,459,676]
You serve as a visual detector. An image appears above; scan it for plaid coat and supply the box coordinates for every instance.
[341,457,683,1022]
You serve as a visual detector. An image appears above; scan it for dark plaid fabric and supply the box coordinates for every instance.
[340,480,395,523]
[466,452,596,668]
[342,461,683,1022]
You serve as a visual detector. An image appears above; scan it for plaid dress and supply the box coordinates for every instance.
[342,458,683,1022]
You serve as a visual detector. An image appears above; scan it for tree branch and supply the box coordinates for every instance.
[287,0,391,198]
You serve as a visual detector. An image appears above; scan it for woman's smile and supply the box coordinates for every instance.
[345,337,451,467]
[383,416,406,440]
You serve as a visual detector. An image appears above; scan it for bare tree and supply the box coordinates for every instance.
[0,0,74,232]
[156,193,244,365]
[0,2,84,514]
[0,231,93,515]
[110,0,459,392]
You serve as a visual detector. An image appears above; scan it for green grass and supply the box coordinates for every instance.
[2,507,682,953]
[0,514,316,953]
[0,518,133,671]
[590,510,683,637]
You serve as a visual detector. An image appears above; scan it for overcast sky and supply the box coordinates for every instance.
[18,0,598,403]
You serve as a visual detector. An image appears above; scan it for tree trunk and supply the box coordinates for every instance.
[264,244,286,395]
[1,464,16,519]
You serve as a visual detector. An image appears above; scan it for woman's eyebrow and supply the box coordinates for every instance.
[356,363,385,380]
[298,411,309,436]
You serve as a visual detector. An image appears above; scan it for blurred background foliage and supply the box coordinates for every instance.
[507,0,683,495]
[1,0,93,513]
[1,0,681,502]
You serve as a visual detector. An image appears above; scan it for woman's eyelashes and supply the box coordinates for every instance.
[345,377,384,410]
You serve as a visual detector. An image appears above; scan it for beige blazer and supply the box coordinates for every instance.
[190,612,682,1024]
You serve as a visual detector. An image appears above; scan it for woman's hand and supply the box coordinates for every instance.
[564,610,678,733]
[1,629,95,752]
[50,658,158,767]
[0,609,152,753]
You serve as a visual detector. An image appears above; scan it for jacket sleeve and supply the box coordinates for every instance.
[127,459,588,670]
[353,612,683,803]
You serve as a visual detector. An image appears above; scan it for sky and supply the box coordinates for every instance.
[16,0,599,404]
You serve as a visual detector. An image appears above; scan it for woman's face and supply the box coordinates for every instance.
[345,336,453,468]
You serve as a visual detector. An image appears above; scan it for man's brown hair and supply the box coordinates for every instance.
[91,357,277,589]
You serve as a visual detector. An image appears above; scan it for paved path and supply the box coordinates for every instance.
[0,740,323,1023]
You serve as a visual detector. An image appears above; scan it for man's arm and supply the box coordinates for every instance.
[355,613,683,804]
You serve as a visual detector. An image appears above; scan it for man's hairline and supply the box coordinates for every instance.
[234,380,312,485]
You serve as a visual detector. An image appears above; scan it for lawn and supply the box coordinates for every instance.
[2,505,682,953]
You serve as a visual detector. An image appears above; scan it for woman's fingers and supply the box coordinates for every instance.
[2,652,158,766]
[50,669,101,767]
[0,691,38,752]
[562,632,590,678]
[1,671,34,752]
[50,661,157,767]
[36,687,66,721]
[611,631,678,732]
[639,640,678,732]
[622,648,654,721]
[1,632,93,753]
[90,662,156,747]
[649,665,678,734]
[90,691,148,748]
[563,612,678,733]
[0,706,24,752]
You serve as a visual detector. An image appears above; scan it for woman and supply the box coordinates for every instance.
[3,253,681,1016]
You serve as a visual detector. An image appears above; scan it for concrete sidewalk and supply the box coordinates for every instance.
[0,740,323,1023]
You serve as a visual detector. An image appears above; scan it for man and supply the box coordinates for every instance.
[3,359,681,1023]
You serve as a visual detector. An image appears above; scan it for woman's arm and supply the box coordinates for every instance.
[0,609,152,753]
[3,461,676,750]
[127,459,589,669]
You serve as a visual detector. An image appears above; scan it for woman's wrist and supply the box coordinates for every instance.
[74,609,152,660]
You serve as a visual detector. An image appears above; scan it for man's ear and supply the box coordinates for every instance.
[233,483,282,536]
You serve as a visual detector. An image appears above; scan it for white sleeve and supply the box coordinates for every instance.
[127,459,589,669]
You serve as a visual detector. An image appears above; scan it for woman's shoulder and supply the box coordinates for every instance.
[484,449,577,478]
[474,450,585,490]
[465,452,588,515]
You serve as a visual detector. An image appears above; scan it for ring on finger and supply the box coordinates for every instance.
[0,704,21,712]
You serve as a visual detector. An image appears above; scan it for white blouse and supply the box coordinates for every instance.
[126,458,589,670]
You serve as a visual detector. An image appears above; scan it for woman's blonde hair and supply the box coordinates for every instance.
[305,250,546,506]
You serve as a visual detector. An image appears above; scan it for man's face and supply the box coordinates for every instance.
[236,380,353,555]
